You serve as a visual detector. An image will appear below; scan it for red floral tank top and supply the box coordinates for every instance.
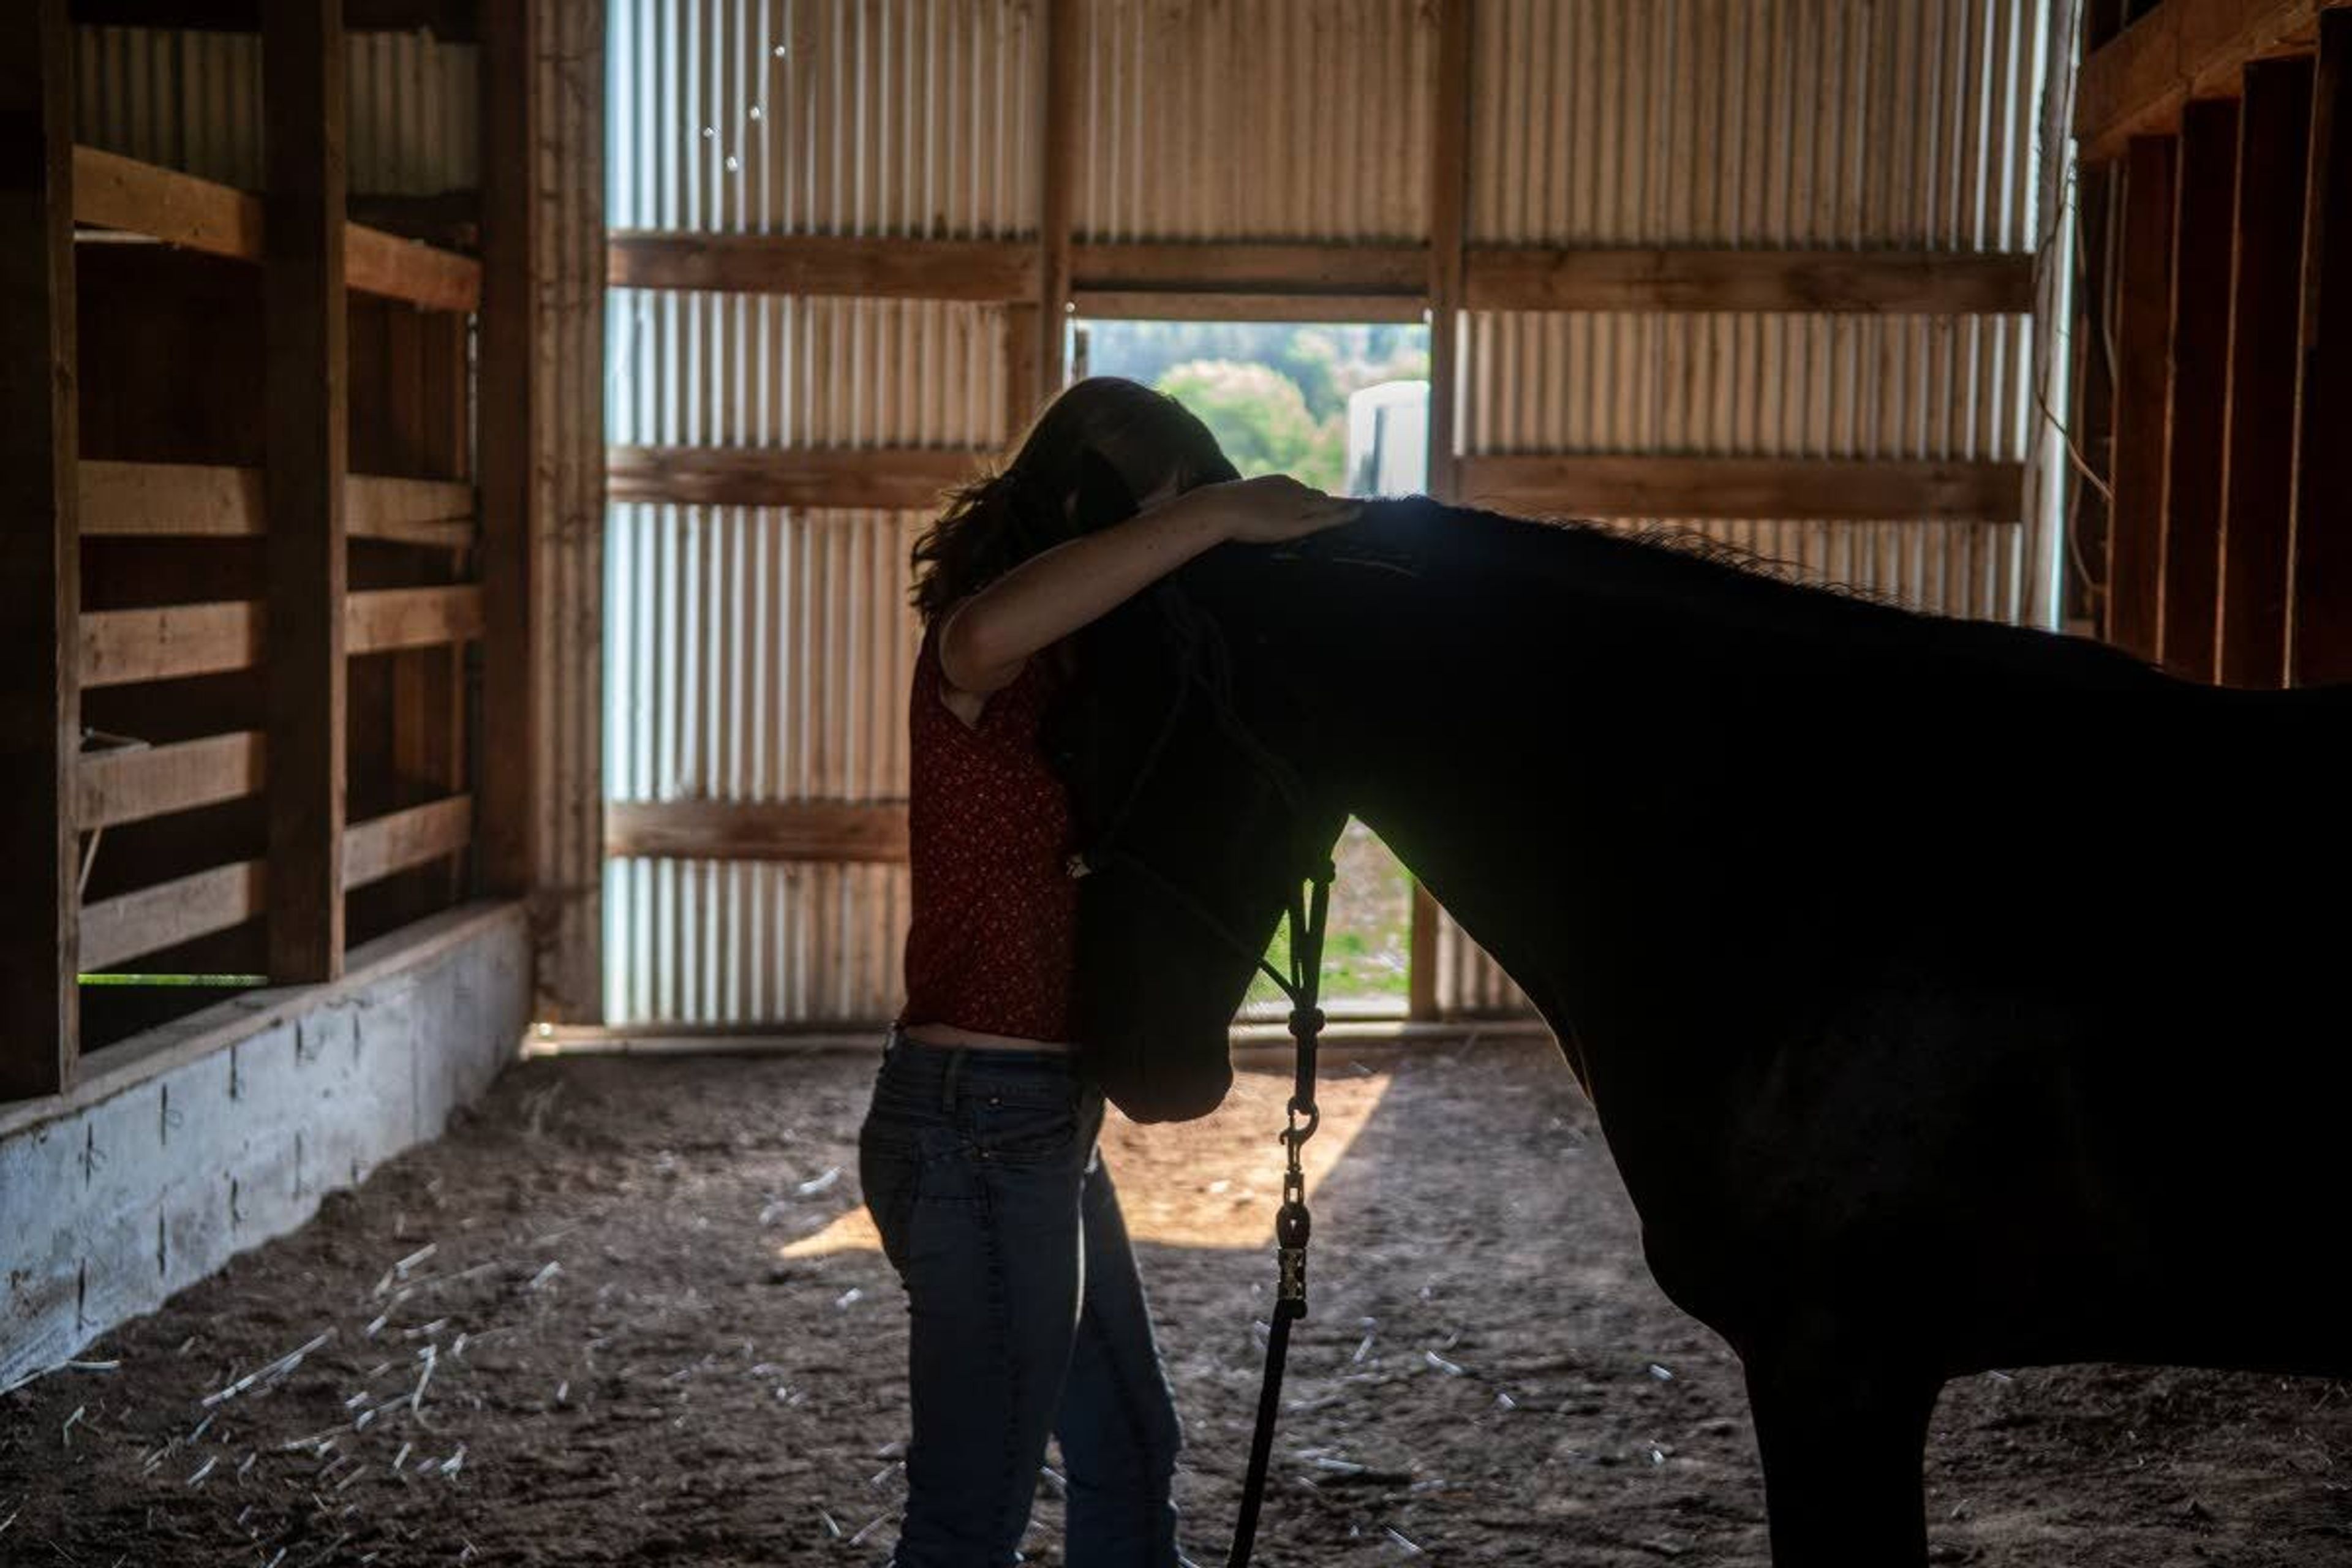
[894,616,1081,1043]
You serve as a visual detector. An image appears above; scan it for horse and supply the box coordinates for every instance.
[1041,494,2352,1566]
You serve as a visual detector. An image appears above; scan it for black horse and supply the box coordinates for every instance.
[1045,495,2352,1566]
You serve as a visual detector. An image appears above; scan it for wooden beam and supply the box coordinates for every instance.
[262,0,348,982]
[1463,247,2039,315]
[344,796,472,888]
[80,731,266,829]
[68,1,480,40]
[72,146,481,311]
[2291,9,2352,684]
[477,0,533,905]
[1415,0,1474,1025]
[1072,290,1429,324]
[1,0,79,1096]
[346,586,485,654]
[2075,0,2348,163]
[605,801,911,864]
[1039,0,1079,398]
[80,601,263,688]
[80,860,266,973]
[2158,100,2241,680]
[79,462,472,547]
[606,445,989,511]
[2106,138,2179,662]
[1069,241,1428,296]
[1458,455,2029,524]
[608,233,1038,301]
[2217,58,2315,687]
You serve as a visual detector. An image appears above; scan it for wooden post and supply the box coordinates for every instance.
[2157,100,2239,682]
[1037,0,1079,401]
[479,0,533,900]
[2290,10,2352,687]
[1411,0,1474,1023]
[2106,136,2176,664]
[263,0,349,981]
[2068,166,2118,632]
[0,0,78,1097]
[2216,58,2313,689]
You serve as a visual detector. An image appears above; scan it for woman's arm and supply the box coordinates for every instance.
[938,475,1357,695]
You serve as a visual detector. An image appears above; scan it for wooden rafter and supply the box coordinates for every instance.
[607,445,989,511]
[2075,0,2352,163]
[605,801,911,864]
[1458,454,2029,525]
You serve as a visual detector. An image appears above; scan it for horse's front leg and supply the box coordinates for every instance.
[1743,1351,1941,1567]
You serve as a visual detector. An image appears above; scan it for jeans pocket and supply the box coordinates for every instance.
[967,1087,1084,1166]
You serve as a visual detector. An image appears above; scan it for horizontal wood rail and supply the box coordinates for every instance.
[1461,247,2037,314]
[81,588,483,685]
[72,146,482,311]
[609,232,1041,300]
[80,600,262,688]
[346,586,485,654]
[81,859,265,972]
[79,731,265,830]
[606,801,911,863]
[2076,0,2352,162]
[77,797,473,971]
[1458,454,2027,524]
[81,462,475,548]
[608,445,989,510]
[606,232,2035,316]
[345,796,472,888]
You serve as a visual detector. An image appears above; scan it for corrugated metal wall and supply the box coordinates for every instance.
[73,26,480,192]
[605,1,1025,1023]
[1070,0,1434,241]
[605,0,2065,1027]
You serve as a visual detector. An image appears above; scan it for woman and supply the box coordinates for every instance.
[857,377,1358,1566]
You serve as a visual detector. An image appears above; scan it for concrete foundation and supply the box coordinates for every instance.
[0,902,530,1390]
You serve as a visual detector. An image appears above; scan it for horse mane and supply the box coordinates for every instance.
[1284,496,2168,693]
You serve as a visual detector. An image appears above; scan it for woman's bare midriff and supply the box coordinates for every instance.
[900,1020,1077,1053]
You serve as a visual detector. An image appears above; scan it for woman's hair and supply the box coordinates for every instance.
[908,376,1240,626]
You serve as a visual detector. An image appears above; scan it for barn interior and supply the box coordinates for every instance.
[4,0,2349,1562]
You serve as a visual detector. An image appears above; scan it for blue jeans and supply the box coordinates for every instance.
[858,1027,1188,1566]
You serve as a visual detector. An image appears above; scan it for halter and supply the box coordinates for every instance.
[1065,582,1333,1568]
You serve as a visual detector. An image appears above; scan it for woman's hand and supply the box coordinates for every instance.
[1181,474,1362,544]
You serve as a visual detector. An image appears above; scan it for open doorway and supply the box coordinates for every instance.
[1076,318,1429,1020]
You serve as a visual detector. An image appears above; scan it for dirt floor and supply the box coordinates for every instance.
[4,1037,2348,1566]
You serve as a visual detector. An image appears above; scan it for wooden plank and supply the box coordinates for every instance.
[73,146,480,311]
[80,731,266,829]
[605,801,911,864]
[1,0,78,1096]
[1458,454,2029,524]
[2292,9,2352,683]
[69,0,481,39]
[1464,247,2038,314]
[1069,241,1428,296]
[2075,0,2347,163]
[1039,0,1079,396]
[347,586,485,654]
[344,221,481,312]
[72,145,263,260]
[2217,58,2315,687]
[606,445,989,510]
[608,233,1038,300]
[476,0,532,903]
[262,0,349,982]
[2106,138,2179,663]
[1072,290,1429,323]
[79,462,471,546]
[80,601,263,687]
[344,796,472,888]
[2158,100,2241,680]
[80,860,266,973]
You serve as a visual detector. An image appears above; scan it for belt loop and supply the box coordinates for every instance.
[940,1046,965,1112]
